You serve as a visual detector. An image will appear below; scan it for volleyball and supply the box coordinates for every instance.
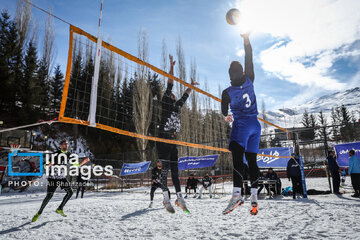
[226,8,241,25]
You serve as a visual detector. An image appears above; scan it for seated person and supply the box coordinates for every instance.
[185,174,199,198]
[198,173,213,199]
[265,168,281,195]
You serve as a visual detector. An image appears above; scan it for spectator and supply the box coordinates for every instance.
[348,150,360,198]
[198,173,213,199]
[265,168,282,195]
[76,171,87,199]
[327,150,342,194]
[184,174,199,198]
[287,153,303,199]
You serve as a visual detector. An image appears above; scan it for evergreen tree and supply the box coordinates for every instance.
[340,105,353,141]
[0,11,22,111]
[317,111,329,149]
[19,40,39,122]
[340,105,351,124]
[38,57,50,114]
[302,109,311,127]
[50,65,64,113]
[300,109,315,140]
[331,107,341,142]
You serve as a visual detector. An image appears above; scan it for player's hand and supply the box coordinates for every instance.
[169,54,176,68]
[225,115,233,123]
[240,32,251,39]
[190,78,199,86]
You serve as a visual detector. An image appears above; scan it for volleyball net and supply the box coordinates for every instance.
[59,25,291,158]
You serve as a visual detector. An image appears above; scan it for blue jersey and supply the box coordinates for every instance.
[226,77,258,119]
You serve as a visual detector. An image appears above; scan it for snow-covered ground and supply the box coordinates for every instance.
[0,178,359,240]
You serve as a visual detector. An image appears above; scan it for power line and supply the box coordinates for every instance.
[24,0,71,25]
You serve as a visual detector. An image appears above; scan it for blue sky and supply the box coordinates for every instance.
[1,0,360,111]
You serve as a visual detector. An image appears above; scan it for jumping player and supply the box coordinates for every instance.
[32,140,75,222]
[221,33,261,215]
[157,54,198,213]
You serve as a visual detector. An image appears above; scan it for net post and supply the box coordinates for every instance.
[88,0,104,127]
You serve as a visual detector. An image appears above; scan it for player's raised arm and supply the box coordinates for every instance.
[176,78,199,107]
[241,33,254,82]
[163,54,176,99]
[168,54,175,85]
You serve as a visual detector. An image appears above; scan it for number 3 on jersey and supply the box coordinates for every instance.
[243,93,251,108]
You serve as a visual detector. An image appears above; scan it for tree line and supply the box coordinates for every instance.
[301,106,359,143]
[0,5,64,124]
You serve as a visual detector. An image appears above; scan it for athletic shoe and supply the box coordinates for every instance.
[163,200,175,214]
[55,209,67,217]
[222,195,244,215]
[184,194,188,199]
[351,193,360,198]
[197,195,202,199]
[250,202,258,216]
[148,201,153,208]
[31,213,41,222]
[175,198,190,213]
[193,194,197,198]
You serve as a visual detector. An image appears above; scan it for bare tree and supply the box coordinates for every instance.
[42,8,55,75]
[160,38,168,86]
[16,0,32,49]
[133,29,152,159]
[176,36,186,95]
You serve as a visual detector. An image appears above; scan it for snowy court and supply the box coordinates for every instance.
[0,178,359,240]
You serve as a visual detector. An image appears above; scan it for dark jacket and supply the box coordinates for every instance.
[327,156,339,173]
[186,177,199,188]
[47,149,72,179]
[151,167,162,183]
[201,176,212,187]
[287,158,302,178]
[266,172,279,181]
[159,83,189,139]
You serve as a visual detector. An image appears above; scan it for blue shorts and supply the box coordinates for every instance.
[229,116,261,153]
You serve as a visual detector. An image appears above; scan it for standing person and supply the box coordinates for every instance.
[348,150,360,198]
[327,150,342,194]
[32,140,75,222]
[149,160,170,208]
[76,170,87,199]
[221,32,261,216]
[287,153,303,199]
[184,174,199,198]
[198,173,213,199]
[157,54,198,213]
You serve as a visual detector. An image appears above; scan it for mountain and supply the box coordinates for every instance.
[262,87,360,128]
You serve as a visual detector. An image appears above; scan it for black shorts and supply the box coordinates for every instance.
[47,178,71,193]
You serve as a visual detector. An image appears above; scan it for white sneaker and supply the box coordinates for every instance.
[163,200,175,213]
[223,195,244,215]
[175,197,190,213]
